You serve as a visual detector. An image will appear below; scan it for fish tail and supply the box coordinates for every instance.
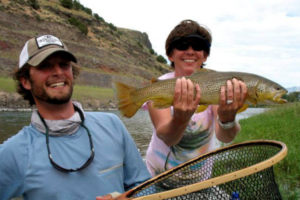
[113,82,143,118]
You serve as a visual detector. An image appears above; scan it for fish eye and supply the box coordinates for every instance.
[274,86,281,91]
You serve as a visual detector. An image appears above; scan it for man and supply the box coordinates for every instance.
[0,35,150,200]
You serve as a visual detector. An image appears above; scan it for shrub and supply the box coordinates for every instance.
[108,23,117,31]
[149,48,155,55]
[29,0,40,10]
[68,17,88,35]
[73,0,84,10]
[83,7,92,15]
[35,14,42,22]
[156,55,167,64]
[94,13,105,22]
[137,41,143,49]
[60,0,73,9]
[117,31,123,36]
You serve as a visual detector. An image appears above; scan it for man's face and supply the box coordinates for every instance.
[25,53,74,105]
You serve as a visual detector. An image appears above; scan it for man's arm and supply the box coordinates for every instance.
[0,139,27,200]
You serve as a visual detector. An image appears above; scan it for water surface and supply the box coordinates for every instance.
[0,108,266,157]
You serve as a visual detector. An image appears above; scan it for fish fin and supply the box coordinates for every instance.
[237,104,248,113]
[150,77,159,83]
[152,99,173,109]
[195,105,209,113]
[248,98,257,106]
[113,82,142,118]
[246,94,258,106]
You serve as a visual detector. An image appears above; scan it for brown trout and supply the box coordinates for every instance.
[114,69,287,118]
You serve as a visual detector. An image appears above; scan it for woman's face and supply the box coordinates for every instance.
[168,38,208,77]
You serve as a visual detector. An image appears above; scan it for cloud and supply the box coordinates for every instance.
[80,0,300,88]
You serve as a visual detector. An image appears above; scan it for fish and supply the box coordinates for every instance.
[114,68,287,118]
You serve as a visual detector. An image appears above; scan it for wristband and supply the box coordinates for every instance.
[217,116,236,130]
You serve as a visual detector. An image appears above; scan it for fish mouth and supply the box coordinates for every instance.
[273,89,288,104]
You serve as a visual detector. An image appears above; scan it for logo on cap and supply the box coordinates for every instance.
[36,35,63,49]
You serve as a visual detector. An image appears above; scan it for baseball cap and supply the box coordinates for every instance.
[19,35,77,68]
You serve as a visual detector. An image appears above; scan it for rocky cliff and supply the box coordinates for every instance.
[0,0,171,110]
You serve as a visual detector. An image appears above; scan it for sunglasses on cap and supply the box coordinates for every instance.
[170,34,211,52]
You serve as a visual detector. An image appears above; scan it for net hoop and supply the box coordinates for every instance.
[116,140,287,200]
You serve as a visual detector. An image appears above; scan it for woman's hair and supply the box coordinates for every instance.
[165,19,212,68]
[12,62,80,106]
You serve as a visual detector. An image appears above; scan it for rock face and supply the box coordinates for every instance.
[0,0,171,109]
[0,91,31,109]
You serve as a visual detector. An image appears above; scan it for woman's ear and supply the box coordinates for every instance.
[203,52,208,62]
[20,77,31,90]
[168,53,174,62]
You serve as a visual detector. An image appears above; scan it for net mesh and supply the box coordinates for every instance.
[129,142,283,200]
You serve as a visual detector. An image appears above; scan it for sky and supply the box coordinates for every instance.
[80,0,300,88]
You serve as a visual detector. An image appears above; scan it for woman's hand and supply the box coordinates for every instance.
[172,77,201,124]
[217,78,247,123]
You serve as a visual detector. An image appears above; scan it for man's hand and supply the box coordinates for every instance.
[96,194,113,200]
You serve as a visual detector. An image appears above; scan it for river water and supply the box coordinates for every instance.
[0,108,266,158]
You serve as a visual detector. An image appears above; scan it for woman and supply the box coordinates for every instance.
[144,20,247,177]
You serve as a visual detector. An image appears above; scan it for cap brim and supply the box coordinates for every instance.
[27,48,77,67]
[183,34,206,40]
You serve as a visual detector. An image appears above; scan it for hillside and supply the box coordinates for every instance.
[0,0,171,110]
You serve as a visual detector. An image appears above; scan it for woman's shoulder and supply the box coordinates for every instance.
[159,71,175,80]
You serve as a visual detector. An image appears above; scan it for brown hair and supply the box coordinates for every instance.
[165,19,212,68]
[12,62,80,106]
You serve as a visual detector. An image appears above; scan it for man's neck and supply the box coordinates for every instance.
[35,101,75,120]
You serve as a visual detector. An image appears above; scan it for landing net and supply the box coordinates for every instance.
[124,140,287,200]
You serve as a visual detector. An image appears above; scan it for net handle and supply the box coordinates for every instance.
[115,140,287,200]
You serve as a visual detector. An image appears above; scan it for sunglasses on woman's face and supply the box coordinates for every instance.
[173,39,208,51]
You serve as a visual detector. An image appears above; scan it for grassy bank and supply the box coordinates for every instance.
[73,84,114,102]
[0,77,114,102]
[234,103,300,199]
[0,76,16,93]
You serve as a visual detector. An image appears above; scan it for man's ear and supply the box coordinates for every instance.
[20,77,31,90]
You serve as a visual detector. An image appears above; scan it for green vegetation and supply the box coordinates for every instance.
[83,7,92,16]
[234,103,300,199]
[137,41,143,49]
[29,0,40,10]
[108,23,118,31]
[0,77,16,93]
[67,17,88,35]
[94,13,105,22]
[73,0,84,10]
[283,92,300,102]
[60,0,73,9]
[156,55,167,64]
[73,84,113,102]
[149,48,155,55]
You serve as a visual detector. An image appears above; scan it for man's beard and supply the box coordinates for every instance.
[30,79,73,104]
